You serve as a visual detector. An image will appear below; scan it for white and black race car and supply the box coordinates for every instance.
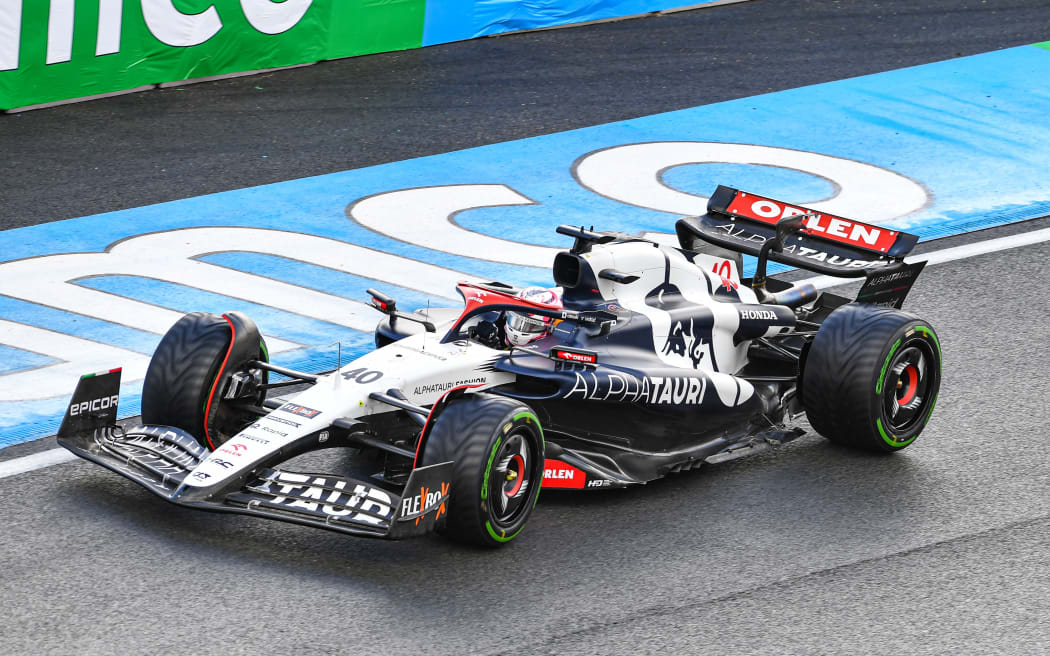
[59,186,942,547]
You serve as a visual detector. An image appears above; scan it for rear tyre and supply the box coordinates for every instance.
[802,303,941,452]
[422,395,544,547]
[141,312,267,449]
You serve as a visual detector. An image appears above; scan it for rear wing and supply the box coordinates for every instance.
[676,185,920,278]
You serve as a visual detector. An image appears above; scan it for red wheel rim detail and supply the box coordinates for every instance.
[202,314,237,451]
[505,454,525,497]
[883,339,937,434]
[898,365,919,405]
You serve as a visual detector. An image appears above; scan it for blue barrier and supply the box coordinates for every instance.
[423,1,723,45]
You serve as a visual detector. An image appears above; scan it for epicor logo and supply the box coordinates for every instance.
[68,394,118,416]
[1,0,315,71]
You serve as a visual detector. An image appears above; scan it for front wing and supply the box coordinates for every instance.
[57,370,451,540]
[60,423,452,539]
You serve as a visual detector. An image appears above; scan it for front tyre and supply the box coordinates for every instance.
[422,395,544,547]
[802,303,941,452]
[141,312,268,450]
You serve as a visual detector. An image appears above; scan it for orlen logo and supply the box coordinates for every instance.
[218,443,249,457]
[725,191,898,253]
[551,347,597,365]
[543,459,586,489]
[69,395,119,416]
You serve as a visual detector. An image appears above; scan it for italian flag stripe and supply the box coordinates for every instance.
[80,367,122,380]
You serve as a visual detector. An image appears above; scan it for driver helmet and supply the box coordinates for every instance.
[505,286,562,346]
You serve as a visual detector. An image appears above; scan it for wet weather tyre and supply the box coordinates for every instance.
[422,395,545,547]
[141,312,266,450]
[802,303,941,452]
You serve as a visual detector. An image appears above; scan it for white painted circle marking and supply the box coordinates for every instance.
[574,142,930,222]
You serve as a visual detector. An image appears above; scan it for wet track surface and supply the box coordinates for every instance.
[3,1,1050,653]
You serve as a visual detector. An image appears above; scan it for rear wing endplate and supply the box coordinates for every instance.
[854,259,927,308]
[676,185,920,278]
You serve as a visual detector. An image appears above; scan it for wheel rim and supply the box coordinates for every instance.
[490,430,536,527]
[882,342,935,432]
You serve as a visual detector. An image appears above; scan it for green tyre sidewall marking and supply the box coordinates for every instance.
[877,417,918,448]
[485,520,526,543]
[915,325,941,429]
[482,410,544,543]
[924,394,938,426]
[481,436,502,502]
[915,326,941,363]
[875,323,941,448]
[874,335,906,448]
[513,410,545,503]
[876,338,902,395]
[422,395,543,547]
[512,409,546,505]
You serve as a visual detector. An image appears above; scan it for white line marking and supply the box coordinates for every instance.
[349,184,549,267]
[574,142,929,221]
[0,319,150,402]
[2,224,1049,479]
[0,448,77,479]
[0,226,474,400]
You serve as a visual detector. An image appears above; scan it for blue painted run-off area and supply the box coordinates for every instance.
[1,44,1049,447]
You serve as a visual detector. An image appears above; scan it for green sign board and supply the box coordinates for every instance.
[0,0,426,110]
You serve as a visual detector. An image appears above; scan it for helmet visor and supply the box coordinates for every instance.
[506,312,547,335]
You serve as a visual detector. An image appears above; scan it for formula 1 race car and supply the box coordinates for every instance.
[59,186,942,547]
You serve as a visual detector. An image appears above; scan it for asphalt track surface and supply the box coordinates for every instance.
[3,0,1050,229]
[2,1,1050,654]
